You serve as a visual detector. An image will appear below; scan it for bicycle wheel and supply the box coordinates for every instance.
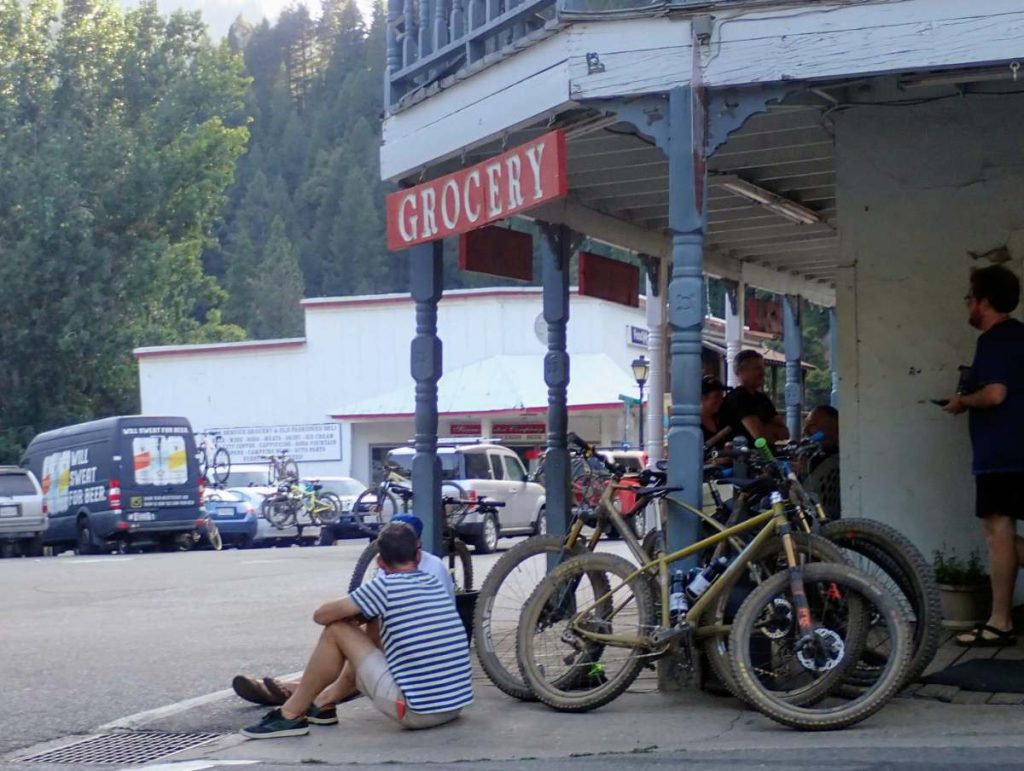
[315,492,342,525]
[281,458,300,481]
[353,488,399,535]
[211,447,231,486]
[517,551,655,713]
[820,518,941,689]
[262,494,295,528]
[446,539,474,592]
[702,533,848,702]
[474,534,588,700]
[441,481,469,527]
[349,541,381,591]
[728,562,912,731]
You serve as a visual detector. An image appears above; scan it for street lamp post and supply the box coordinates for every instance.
[631,355,650,449]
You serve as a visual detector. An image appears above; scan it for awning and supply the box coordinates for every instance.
[331,354,637,420]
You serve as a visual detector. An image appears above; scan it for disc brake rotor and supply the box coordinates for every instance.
[795,627,845,672]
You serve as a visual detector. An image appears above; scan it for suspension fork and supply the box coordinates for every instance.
[773,494,817,635]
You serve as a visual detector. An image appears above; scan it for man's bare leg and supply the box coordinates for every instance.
[312,619,380,708]
[280,622,380,720]
[983,514,1020,632]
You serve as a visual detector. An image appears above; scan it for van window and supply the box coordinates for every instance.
[463,453,491,480]
[503,455,526,481]
[0,473,36,496]
[131,435,189,485]
[489,455,504,480]
[385,449,462,481]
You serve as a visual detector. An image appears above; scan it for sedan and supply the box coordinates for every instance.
[203,488,259,548]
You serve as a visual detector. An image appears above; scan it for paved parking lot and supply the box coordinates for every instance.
[0,539,514,758]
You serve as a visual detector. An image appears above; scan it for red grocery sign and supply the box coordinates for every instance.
[386,131,568,250]
[493,423,547,437]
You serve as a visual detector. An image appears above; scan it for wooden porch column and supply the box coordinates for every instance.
[783,294,803,439]
[539,223,572,538]
[665,85,706,563]
[644,259,668,465]
[724,280,745,387]
[410,241,444,556]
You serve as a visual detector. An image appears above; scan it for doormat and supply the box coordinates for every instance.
[921,658,1024,693]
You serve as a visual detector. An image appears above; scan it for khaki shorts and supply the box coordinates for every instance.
[354,650,462,730]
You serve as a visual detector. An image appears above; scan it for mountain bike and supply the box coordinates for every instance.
[347,494,494,593]
[195,432,231,486]
[473,434,812,702]
[516,484,912,730]
[351,470,465,538]
[261,479,341,529]
[262,450,299,485]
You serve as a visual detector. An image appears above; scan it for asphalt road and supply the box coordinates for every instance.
[0,540,508,759]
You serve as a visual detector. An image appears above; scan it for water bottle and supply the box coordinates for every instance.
[685,556,731,601]
[669,569,689,622]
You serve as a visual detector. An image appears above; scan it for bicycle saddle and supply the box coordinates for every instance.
[633,484,684,497]
[312,483,323,491]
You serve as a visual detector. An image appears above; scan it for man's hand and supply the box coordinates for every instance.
[943,396,966,415]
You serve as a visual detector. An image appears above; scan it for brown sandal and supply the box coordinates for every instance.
[232,675,281,706]
[263,677,294,704]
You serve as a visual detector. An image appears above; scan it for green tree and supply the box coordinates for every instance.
[0,0,249,461]
[252,217,305,338]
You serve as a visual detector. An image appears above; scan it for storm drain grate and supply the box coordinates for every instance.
[17,731,223,765]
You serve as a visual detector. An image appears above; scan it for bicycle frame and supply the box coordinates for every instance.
[561,497,798,650]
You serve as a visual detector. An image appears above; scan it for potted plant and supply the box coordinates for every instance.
[933,546,990,628]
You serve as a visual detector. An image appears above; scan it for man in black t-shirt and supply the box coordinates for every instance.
[719,350,790,444]
[944,264,1024,647]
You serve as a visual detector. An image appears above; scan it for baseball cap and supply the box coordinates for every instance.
[390,514,423,539]
[702,376,725,395]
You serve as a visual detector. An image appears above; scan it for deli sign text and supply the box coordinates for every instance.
[386,131,568,250]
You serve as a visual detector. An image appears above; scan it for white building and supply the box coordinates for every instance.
[136,289,653,485]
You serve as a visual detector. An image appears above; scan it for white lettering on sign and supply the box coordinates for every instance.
[386,130,567,250]
[206,423,342,464]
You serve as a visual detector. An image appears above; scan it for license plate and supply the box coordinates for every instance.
[362,513,378,523]
[130,512,156,522]
[0,505,20,518]
[217,507,236,518]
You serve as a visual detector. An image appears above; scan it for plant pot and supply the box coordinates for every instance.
[938,582,991,629]
[455,590,479,643]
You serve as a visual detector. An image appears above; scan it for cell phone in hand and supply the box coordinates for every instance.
[930,399,950,407]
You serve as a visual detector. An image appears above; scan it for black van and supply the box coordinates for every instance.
[21,416,204,553]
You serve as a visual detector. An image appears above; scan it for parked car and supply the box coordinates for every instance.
[0,466,46,557]
[203,488,259,548]
[384,443,545,553]
[313,477,368,544]
[21,416,203,554]
[223,463,275,489]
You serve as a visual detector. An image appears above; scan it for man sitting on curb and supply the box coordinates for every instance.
[241,521,472,737]
[232,514,454,708]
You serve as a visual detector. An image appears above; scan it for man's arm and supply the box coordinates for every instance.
[740,414,790,443]
[944,383,1008,414]
[313,596,363,626]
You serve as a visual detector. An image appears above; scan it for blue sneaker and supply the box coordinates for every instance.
[241,708,309,739]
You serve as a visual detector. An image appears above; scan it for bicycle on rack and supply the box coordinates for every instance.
[473,434,738,701]
[351,469,465,538]
[348,494,499,593]
[262,450,299,485]
[515,466,913,730]
[261,479,341,529]
[195,432,231,486]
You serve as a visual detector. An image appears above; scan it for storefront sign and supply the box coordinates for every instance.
[449,423,482,436]
[578,252,640,307]
[493,423,547,439]
[746,296,783,335]
[386,131,568,250]
[627,325,649,348]
[206,423,342,463]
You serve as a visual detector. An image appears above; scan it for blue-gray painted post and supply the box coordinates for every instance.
[829,307,839,409]
[665,85,706,563]
[783,294,803,438]
[410,241,444,557]
[540,223,572,540]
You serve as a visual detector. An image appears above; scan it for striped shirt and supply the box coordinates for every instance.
[351,571,473,714]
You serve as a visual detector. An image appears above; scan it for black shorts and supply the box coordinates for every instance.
[975,472,1024,519]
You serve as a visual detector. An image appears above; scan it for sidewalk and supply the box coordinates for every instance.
[908,627,1024,706]
[178,662,1024,767]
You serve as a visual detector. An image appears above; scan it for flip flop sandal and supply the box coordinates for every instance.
[955,623,1016,648]
[263,677,294,704]
[232,675,281,706]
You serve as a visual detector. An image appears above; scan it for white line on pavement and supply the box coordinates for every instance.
[98,672,304,730]
[67,558,137,565]
[133,760,258,770]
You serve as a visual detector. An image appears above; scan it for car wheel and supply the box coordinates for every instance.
[237,534,255,550]
[533,508,547,536]
[25,535,44,558]
[76,518,98,556]
[0,542,16,559]
[318,527,337,547]
[474,513,499,554]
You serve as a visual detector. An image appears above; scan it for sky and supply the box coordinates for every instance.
[121,0,376,40]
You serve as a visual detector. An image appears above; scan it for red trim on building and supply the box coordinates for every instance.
[134,339,306,360]
[331,402,625,420]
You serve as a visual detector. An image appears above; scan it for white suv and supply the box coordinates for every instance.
[384,443,546,553]
[0,466,46,557]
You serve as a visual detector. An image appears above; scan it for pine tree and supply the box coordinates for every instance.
[253,217,305,338]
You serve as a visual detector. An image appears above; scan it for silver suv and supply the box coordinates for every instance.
[384,442,546,553]
[0,466,46,557]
